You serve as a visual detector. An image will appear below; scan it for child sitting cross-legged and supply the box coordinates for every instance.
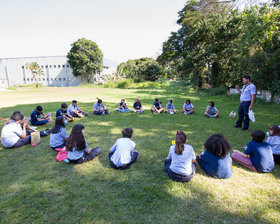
[49,116,69,150]
[93,98,109,115]
[56,103,74,122]
[232,130,274,172]
[132,99,144,113]
[164,131,196,182]
[30,105,52,125]
[196,134,233,179]
[1,111,49,149]
[151,98,164,114]
[205,101,219,118]
[66,124,101,164]
[67,100,88,118]
[116,99,129,113]
[166,99,177,114]
[183,99,194,115]
[108,128,139,170]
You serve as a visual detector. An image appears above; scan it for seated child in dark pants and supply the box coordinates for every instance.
[67,100,88,118]
[108,128,139,170]
[197,134,232,179]
[50,116,69,150]
[56,103,74,122]
[1,111,49,149]
[30,105,52,125]
[164,131,196,182]
[66,124,101,164]
[93,98,109,115]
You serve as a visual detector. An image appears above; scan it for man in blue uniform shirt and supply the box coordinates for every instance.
[234,75,256,130]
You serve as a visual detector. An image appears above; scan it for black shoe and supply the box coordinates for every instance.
[234,125,241,128]
[44,129,50,136]
[241,128,248,131]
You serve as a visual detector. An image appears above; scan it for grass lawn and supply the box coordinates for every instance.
[0,86,280,224]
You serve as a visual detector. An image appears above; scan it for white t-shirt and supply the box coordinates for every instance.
[1,121,23,148]
[110,138,136,167]
[167,144,195,176]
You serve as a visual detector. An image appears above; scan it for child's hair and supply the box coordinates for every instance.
[175,131,187,155]
[186,99,191,104]
[36,105,43,111]
[243,75,250,80]
[209,101,215,107]
[136,99,141,104]
[268,125,280,136]
[10,111,24,121]
[155,98,159,102]
[66,124,86,151]
[122,128,133,138]
[251,130,265,142]
[169,99,173,104]
[51,116,65,134]
[72,100,77,104]
[121,99,125,102]
[61,103,67,109]
[204,134,231,158]
[97,99,102,104]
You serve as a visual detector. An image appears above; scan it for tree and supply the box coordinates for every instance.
[67,38,103,82]
[117,58,163,81]
[25,62,45,87]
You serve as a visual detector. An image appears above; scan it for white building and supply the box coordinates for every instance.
[0,56,117,88]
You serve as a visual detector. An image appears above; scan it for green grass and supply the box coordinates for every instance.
[0,87,280,224]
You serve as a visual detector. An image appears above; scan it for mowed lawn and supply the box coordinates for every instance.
[0,87,280,224]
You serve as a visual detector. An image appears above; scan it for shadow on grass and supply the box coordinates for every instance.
[1,96,280,223]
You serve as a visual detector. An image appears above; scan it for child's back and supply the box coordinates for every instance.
[110,137,136,167]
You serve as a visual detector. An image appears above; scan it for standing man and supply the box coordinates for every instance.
[234,76,256,130]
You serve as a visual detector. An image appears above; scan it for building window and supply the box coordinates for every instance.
[63,78,66,81]
[54,65,56,68]
[63,65,65,68]
[43,78,45,81]
[58,65,61,68]
[41,65,44,68]
[22,65,24,69]
[50,65,52,68]
[23,78,25,81]
[31,78,33,81]
[59,78,61,81]
[27,78,30,81]
[66,64,70,67]
[46,65,48,68]
[55,78,57,81]
[47,78,49,81]
[51,78,53,81]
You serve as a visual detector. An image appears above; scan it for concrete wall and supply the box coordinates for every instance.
[229,88,280,104]
[0,56,116,87]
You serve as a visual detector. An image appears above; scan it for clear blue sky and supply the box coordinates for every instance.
[0,0,186,63]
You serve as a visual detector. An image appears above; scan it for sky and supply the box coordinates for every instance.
[0,0,187,64]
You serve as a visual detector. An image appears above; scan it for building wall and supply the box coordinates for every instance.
[0,56,116,88]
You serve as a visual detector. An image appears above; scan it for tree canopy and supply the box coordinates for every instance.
[118,58,163,81]
[67,38,103,82]
[157,0,280,94]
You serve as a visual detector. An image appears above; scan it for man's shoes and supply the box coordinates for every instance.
[234,125,241,128]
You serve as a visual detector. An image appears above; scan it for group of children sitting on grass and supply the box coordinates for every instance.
[1,104,279,181]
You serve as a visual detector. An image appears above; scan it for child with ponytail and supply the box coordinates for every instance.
[164,131,196,182]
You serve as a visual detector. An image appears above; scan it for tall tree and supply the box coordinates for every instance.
[67,38,103,82]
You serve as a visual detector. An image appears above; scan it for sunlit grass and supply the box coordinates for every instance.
[0,87,279,224]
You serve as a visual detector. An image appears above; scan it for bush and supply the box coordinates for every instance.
[201,87,227,96]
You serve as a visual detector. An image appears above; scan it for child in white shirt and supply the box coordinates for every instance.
[108,128,139,169]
